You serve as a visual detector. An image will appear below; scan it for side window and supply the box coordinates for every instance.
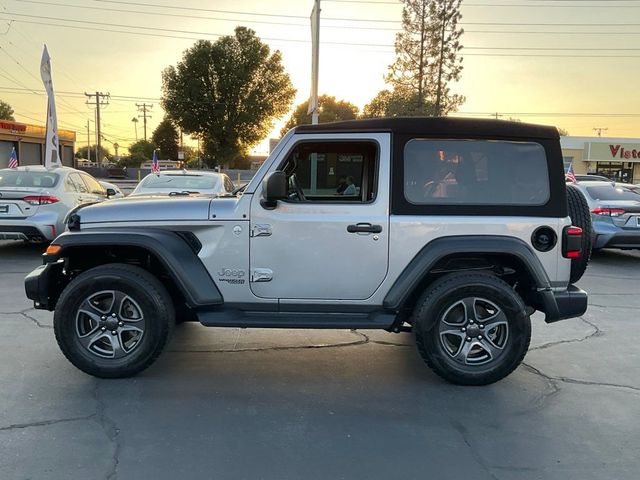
[279,141,378,203]
[81,174,106,195]
[69,173,88,193]
[404,139,550,206]
[65,175,77,192]
[224,176,234,192]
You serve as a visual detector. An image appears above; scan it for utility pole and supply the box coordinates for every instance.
[86,119,91,162]
[85,92,110,163]
[593,127,608,137]
[136,103,153,141]
[131,117,138,141]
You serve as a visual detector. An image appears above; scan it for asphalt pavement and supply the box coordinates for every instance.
[0,240,639,480]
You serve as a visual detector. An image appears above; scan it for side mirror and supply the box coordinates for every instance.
[261,171,287,209]
[106,188,117,197]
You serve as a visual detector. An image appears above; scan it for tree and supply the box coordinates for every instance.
[75,145,111,162]
[280,95,358,135]
[0,100,15,121]
[558,127,569,136]
[152,118,180,160]
[162,27,296,167]
[362,87,434,118]
[386,0,465,116]
[128,140,157,167]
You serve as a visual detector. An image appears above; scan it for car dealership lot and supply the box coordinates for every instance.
[0,240,639,480]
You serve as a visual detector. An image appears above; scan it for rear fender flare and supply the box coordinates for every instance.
[383,235,552,311]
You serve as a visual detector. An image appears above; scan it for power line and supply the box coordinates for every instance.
[1,11,640,52]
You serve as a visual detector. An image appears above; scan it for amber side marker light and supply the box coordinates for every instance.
[45,245,61,255]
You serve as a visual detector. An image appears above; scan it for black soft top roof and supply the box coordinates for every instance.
[294,117,559,140]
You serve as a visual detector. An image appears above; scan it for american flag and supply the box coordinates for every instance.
[151,150,160,173]
[7,147,18,169]
[565,163,577,183]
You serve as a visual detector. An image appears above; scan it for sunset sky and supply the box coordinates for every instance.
[0,0,638,155]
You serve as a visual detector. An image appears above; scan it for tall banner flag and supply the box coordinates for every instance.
[307,0,320,124]
[151,150,160,173]
[8,147,18,169]
[40,45,60,168]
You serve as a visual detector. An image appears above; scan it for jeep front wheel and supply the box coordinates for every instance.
[54,264,175,378]
[413,273,531,386]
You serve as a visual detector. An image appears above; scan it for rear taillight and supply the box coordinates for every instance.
[591,207,625,217]
[22,195,60,205]
[563,226,582,259]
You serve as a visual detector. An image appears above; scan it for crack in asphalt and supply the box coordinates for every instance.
[522,362,640,395]
[93,380,121,480]
[530,317,602,352]
[168,330,370,353]
[0,414,96,431]
[168,330,412,353]
[449,419,500,480]
[0,309,53,328]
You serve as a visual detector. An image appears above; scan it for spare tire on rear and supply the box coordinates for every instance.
[566,184,592,283]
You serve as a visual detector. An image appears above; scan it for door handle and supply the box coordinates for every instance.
[347,223,382,234]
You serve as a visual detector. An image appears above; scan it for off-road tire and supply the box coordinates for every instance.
[413,272,531,386]
[566,184,593,283]
[54,263,175,378]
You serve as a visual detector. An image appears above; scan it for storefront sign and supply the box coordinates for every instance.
[0,121,27,133]
[584,141,640,162]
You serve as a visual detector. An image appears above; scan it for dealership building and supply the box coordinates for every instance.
[0,120,76,169]
[561,136,640,184]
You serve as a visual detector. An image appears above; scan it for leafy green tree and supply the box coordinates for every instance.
[386,0,465,116]
[128,140,157,167]
[152,118,180,160]
[75,145,111,162]
[162,27,296,167]
[0,100,15,121]
[280,95,358,135]
[362,87,435,118]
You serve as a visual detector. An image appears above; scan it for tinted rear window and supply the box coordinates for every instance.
[404,139,549,206]
[0,170,59,188]
[140,174,220,190]
[585,185,640,201]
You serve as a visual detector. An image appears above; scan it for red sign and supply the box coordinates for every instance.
[0,121,27,132]
[609,144,640,159]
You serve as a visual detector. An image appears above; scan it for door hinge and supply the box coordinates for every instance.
[251,224,272,237]
[251,268,273,282]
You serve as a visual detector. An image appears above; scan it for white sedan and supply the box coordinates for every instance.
[0,166,111,242]
[131,170,235,196]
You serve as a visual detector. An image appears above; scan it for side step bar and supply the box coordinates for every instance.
[197,309,396,329]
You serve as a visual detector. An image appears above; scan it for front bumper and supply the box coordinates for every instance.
[24,260,65,310]
[540,285,588,324]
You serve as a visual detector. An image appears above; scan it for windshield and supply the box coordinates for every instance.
[139,174,220,191]
[0,170,60,188]
[585,185,640,201]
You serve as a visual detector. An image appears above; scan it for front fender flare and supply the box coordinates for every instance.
[43,228,223,308]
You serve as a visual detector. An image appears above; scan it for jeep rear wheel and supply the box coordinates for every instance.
[413,272,531,386]
[566,184,593,283]
[54,264,174,378]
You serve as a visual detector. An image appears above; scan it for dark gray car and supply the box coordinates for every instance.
[574,181,640,250]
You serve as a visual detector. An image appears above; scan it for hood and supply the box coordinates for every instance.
[76,195,213,225]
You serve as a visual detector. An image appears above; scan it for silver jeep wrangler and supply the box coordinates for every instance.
[25,118,591,385]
